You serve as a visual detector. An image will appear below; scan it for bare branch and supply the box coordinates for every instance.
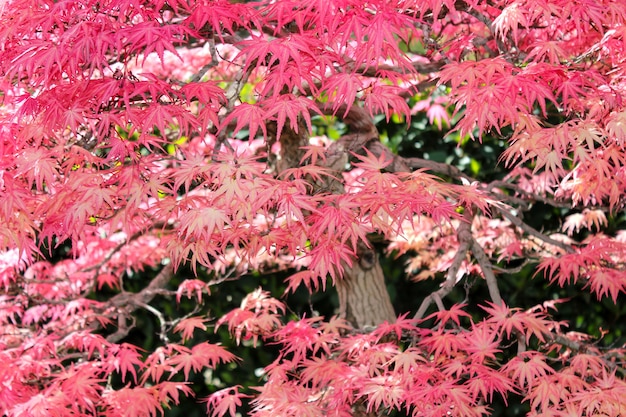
[404,156,473,181]
[104,263,175,342]
[414,218,472,320]
[106,314,135,343]
[190,37,219,83]
[492,259,531,274]
[495,206,576,254]
[470,235,503,306]
[213,66,253,160]
[360,60,446,77]
[543,333,625,376]
[487,180,578,209]
[137,301,170,343]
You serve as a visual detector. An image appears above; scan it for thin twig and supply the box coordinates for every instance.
[404,157,474,182]
[212,66,253,160]
[137,301,170,343]
[492,259,531,274]
[104,263,175,342]
[190,37,219,83]
[106,314,136,343]
[495,206,575,254]
[487,180,580,209]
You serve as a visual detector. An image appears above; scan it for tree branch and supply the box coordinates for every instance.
[105,263,175,342]
[495,206,576,254]
[469,234,503,306]
[414,218,472,320]
[190,37,219,83]
[213,66,253,160]
[360,60,446,77]
[404,156,474,181]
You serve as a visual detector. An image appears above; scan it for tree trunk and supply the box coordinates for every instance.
[336,241,396,329]
[273,115,396,329]
[275,114,396,417]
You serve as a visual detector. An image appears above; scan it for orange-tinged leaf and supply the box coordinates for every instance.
[155,382,194,408]
[528,375,565,412]
[587,267,626,303]
[176,279,210,303]
[388,347,428,374]
[502,352,554,390]
[109,343,145,384]
[463,323,501,363]
[168,342,237,380]
[203,386,249,417]
[174,317,208,342]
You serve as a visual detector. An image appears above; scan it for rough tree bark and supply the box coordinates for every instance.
[272,112,397,417]
[273,107,397,330]
[336,241,397,328]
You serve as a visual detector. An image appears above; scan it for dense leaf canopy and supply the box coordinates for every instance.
[1,0,626,416]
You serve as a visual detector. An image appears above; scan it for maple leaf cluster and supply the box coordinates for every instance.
[1,0,626,416]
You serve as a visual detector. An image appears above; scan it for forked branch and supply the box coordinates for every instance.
[414,218,472,320]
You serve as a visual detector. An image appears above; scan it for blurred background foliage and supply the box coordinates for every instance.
[103,90,625,416]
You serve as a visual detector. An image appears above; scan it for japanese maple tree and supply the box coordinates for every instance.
[1,0,626,416]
